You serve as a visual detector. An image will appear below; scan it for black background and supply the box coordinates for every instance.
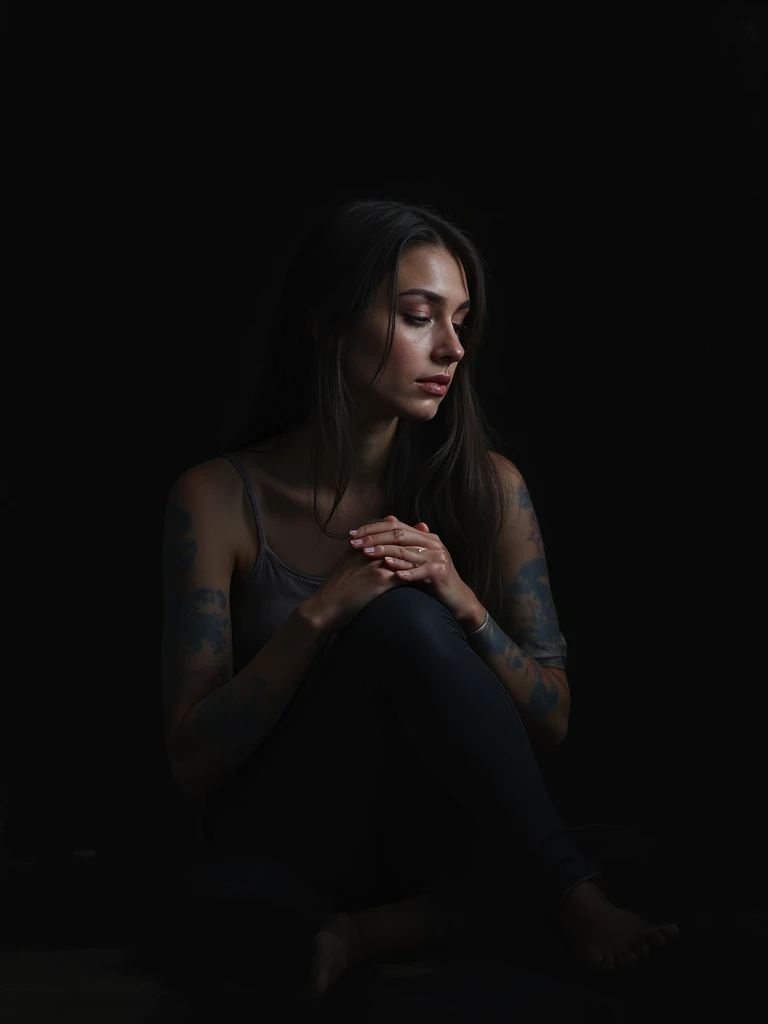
[5,5,765,941]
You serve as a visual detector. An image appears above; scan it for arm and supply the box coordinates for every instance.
[162,463,332,799]
[456,454,571,747]
[458,603,569,747]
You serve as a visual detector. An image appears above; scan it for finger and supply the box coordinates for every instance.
[349,516,399,537]
[382,556,414,568]
[368,544,429,561]
[395,565,432,582]
[362,543,429,567]
[349,529,397,546]
[351,519,431,541]
[354,527,416,544]
[354,535,431,554]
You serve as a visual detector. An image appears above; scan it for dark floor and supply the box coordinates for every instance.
[2,846,766,1023]
[1,915,765,1024]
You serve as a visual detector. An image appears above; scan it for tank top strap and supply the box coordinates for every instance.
[221,453,267,552]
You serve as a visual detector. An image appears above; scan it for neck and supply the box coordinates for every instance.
[276,419,397,497]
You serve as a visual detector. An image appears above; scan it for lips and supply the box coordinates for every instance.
[416,374,451,385]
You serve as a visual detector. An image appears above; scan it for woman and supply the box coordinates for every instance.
[160,199,680,1002]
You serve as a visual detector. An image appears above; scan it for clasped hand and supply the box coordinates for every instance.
[348,514,478,623]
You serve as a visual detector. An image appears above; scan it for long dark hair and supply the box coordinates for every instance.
[229,199,510,623]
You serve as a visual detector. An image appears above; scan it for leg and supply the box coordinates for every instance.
[375,723,539,953]
[341,586,680,969]
[207,582,591,910]
[202,599,447,998]
[204,611,402,910]
[325,586,601,912]
[206,586,677,980]
[207,582,591,923]
[165,854,339,1002]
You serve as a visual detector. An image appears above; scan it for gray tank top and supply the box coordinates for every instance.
[222,453,331,675]
[222,452,567,671]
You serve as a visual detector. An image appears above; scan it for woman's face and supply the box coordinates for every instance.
[343,245,470,423]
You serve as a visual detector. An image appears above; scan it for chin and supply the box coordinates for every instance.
[391,395,438,419]
[411,399,442,415]
[405,403,442,422]
[362,389,443,422]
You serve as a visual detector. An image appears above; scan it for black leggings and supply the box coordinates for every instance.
[191,586,600,981]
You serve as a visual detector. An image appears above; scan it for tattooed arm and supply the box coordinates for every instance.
[464,607,569,747]
[161,462,330,798]
[463,454,571,748]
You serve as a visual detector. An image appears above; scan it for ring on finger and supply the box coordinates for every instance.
[372,546,425,555]
[383,545,425,563]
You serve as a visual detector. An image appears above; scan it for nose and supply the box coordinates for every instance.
[435,318,464,359]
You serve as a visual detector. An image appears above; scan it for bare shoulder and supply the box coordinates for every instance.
[167,456,246,514]
[488,450,525,489]
[169,456,244,507]
[488,451,534,533]
[165,456,251,561]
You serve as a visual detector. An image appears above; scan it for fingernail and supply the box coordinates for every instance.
[349,530,357,536]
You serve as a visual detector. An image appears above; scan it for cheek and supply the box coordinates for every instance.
[344,342,393,390]
[383,340,420,381]
[344,323,417,388]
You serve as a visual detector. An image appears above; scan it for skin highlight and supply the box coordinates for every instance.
[271,245,469,500]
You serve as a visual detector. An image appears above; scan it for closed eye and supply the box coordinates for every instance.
[404,315,467,335]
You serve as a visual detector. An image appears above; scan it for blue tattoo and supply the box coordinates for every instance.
[529,677,560,719]
[502,555,566,660]
[164,504,198,576]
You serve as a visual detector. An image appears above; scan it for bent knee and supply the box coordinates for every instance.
[354,583,455,635]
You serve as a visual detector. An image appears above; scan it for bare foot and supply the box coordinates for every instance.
[309,911,362,999]
[556,881,681,970]
[309,894,435,997]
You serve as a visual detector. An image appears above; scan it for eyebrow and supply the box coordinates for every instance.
[398,288,471,311]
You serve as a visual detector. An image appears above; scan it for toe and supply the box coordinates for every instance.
[616,944,639,967]
[589,946,606,970]
[659,923,681,940]
[633,931,653,957]
[646,930,667,949]
[310,941,332,997]
[311,967,328,998]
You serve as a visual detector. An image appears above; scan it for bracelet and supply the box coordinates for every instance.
[467,610,490,637]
